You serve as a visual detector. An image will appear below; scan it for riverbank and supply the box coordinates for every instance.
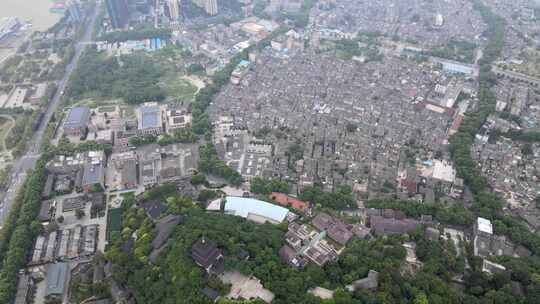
[0,0,66,65]
[0,0,62,32]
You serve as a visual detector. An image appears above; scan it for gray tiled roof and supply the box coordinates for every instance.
[46,263,68,296]
[82,163,103,186]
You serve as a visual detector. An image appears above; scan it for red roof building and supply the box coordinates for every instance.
[270,192,309,212]
[450,114,464,133]
[400,179,417,194]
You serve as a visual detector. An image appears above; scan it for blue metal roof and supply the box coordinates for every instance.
[140,105,160,129]
[238,60,250,67]
[225,196,289,223]
[64,106,90,129]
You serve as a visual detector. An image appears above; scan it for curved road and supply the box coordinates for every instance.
[0,5,101,227]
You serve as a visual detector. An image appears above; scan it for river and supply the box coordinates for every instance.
[0,0,62,32]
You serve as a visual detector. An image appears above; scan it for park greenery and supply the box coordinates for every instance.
[0,37,74,83]
[504,130,540,143]
[0,166,12,192]
[105,188,540,304]
[299,185,355,210]
[70,275,110,304]
[5,110,43,158]
[250,177,290,195]
[250,177,358,211]
[198,143,244,186]
[286,143,304,168]
[142,183,178,201]
[3,2,540,303]
[329,38,383,62]
[0,55,23,83]
[128,134,159,147]
[106,201,404,304]
[191,173,208,185]
[428,40,477,63]
[67,48,167,104]
[128,127,198,147]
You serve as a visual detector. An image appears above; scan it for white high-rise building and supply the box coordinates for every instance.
[473,217,493,257]
[206,0,218,16]
[168,0,180,21]
[192,0,218,16]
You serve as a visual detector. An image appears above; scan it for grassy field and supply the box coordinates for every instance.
[161,75,198,102]
[107,207,123,241]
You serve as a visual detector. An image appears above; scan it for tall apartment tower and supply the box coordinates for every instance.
[192,0,218,16]
[473,217,493,257]
[168,0,180,21]
[106,0,130,29]
[67,0,82,22]
[206,0,218,16]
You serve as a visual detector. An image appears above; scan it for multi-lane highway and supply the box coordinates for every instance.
[0,5,101,227]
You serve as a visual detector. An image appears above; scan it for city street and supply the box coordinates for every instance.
[0,5,101,227]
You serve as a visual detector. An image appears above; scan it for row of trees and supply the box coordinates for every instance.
[47,39,76,81]
[0,156,49,302]
[198,143,244,186]
[128,127,198,147]
[54,137,113,156]
[449,0,540,256]
[505,130,540,142]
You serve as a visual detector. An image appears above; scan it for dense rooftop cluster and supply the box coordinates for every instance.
[2,1,540,304]
[311,0,487,47]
